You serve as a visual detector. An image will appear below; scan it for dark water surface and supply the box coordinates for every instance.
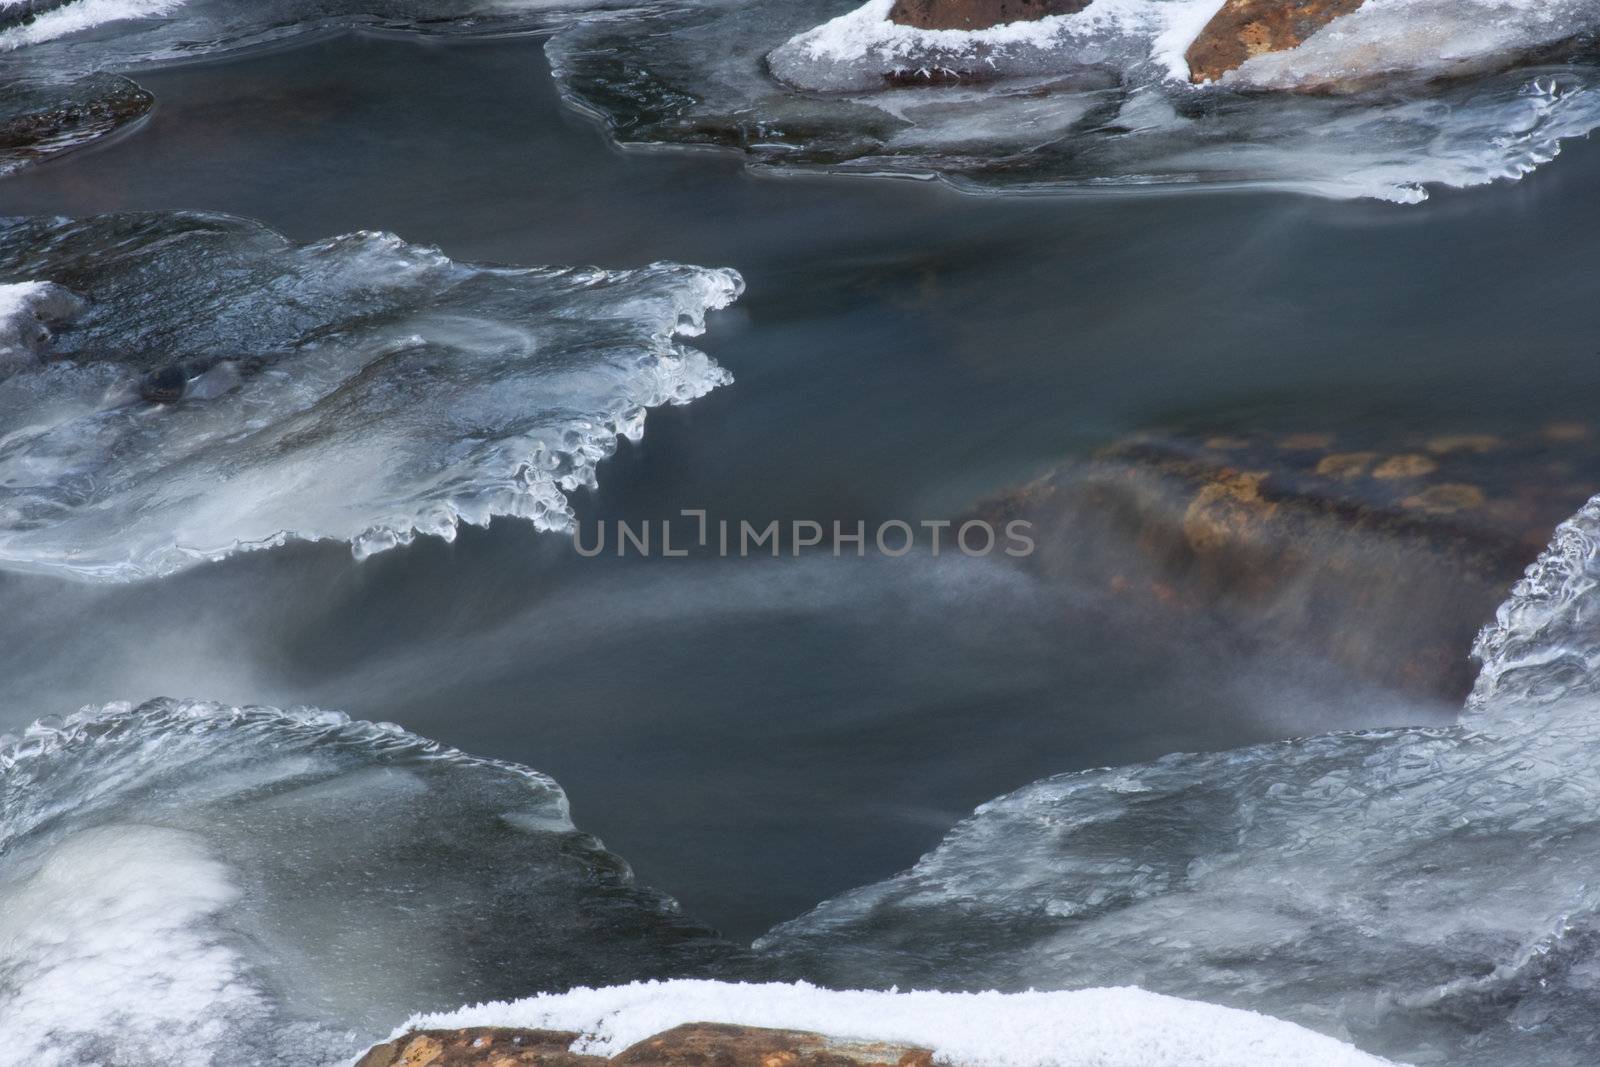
[3,29,1599,940]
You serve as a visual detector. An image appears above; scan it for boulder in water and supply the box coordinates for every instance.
[138,365,189,404]
[972,424,1600,701]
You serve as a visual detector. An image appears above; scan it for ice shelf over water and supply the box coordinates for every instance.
[7,0,1600,197]
[544,0,1600,200]
[0,0,632,174]
[0,700,740,1067]
[0,211,741,581]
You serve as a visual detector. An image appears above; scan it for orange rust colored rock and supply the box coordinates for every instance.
[1427,434,1505,454]
[1372,454,1439,480]
[359,1026,936,1067]
[356,1030,597,1067]
[965,423,1600,702]
[1186,0,1367,83]
[1543,423,1591,444]
[1402,484,1487,514]
[1277,433,1335,450]
[615,1023,934,1067]
[1315,452,1378,480]
[888,0,1090,31]
[1182,470,1279,554]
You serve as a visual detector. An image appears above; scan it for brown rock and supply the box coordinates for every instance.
[1277,433,1335,450]
[888,0,1091,32]
[358,1026,935,1067]
[615,1024,934,1067]
[1371,454,1438,480]
[971,425,1600,701]
[1181,470,1278,554]
[1543,423,1591,444]
[1427,434,1504,455]
[1186,0,1367,84]
[1402,483,1487,514]
[1315,452,1377,480]
[356,1030,597,1067]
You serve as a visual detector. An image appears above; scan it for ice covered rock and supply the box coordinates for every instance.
[765,0,1181,92]
[1214,0,1600,92]
[0,73,153,176]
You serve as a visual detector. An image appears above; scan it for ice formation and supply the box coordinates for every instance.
[0,0,630,174]
[0,212,741,580]
[0,700,739,1067]
[545,0,1600,200]
[753,488,1600,1066]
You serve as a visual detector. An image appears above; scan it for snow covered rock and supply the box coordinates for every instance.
[390,981,1404,1067]
[887,0,1091,32]
[356,1023,934,1067]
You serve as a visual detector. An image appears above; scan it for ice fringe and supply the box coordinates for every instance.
[0,213,743,582]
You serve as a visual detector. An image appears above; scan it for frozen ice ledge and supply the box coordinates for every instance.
[0,699,745,1067]
[0,0,633,175]
[0,699,1402,1067]
[0,211,742,581]
[543,0,1600,200]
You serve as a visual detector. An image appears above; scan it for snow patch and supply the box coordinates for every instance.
[0,825,266,1067]
[769,0,1227,90]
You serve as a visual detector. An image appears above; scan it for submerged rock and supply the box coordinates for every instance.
[1187,0,1367,84]
[0,74,154,176]
[975,424,1600,701]
[888,0,1090,31]
[137,364,189,404]
[356,1025,934,1067]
